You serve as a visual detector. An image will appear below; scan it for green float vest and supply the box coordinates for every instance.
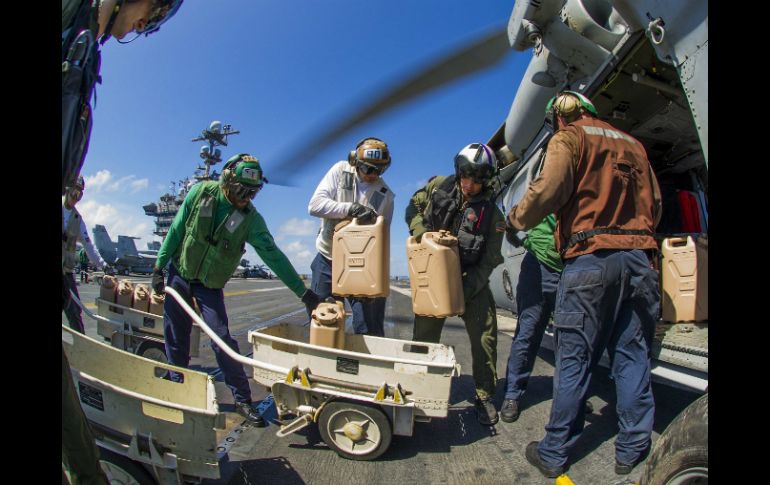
[175,181,256,289]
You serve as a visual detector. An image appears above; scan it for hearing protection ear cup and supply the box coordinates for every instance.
[348,150,357,166]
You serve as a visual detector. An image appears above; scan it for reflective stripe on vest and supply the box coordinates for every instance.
[175,181,256,289]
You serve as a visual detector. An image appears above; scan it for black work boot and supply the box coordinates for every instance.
[474,397,499,426]
[235,401,266,427]
[500,399,520,423]
[525,441,565,478]
[615,444,651,475]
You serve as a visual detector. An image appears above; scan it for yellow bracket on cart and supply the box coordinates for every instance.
[373,382,405,404]
[284,366,311,388]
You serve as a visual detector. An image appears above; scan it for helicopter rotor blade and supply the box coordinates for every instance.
[266,26,510,185]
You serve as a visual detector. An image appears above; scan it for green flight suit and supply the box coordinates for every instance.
[405,176,505,400]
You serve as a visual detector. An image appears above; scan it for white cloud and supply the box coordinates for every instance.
[107,175,134,192]
[83,170,150,194]
[278,218,318,237]
[243,239,315,276]
[77,199,119,225]
[85,170,112,191]
[130,178,149,193]
[281,241,314,273]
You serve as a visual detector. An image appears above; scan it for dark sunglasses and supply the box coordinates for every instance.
[358,162,387,176]
[231,183,262,200]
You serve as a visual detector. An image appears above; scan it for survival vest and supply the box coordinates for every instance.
[174,182,257,289]
[425,175,495,268]
[62,0,101,194]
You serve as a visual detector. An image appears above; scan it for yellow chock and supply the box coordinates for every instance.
[555,474,575,485]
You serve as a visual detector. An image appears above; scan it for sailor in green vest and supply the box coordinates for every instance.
[405,143,506,426]
[152,154,321,426]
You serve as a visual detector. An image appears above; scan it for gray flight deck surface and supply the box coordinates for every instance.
[66,276,700,485]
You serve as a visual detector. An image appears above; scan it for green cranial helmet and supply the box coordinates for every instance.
[545,91,598,122]
[222,153,267,201]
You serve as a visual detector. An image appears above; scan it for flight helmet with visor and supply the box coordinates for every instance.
[221,154,267,202]
[454,143,497,185]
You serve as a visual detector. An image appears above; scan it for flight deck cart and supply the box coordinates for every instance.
[164,287,461,461]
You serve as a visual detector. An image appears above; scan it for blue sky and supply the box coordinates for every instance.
[79,0,532,276]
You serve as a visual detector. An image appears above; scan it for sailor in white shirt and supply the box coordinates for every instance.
[62,176,107,333]
[307,138,395,336]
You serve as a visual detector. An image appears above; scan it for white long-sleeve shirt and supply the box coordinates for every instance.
[62,205,106,269]
[308,161,395,258]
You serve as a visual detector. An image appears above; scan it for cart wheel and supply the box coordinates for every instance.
[317,400,392,461]
[99,447,156,485]
[139,344,169,379]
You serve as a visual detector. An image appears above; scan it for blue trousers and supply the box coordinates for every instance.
[504,252,560,401]
[537,249,658,468]
[63,272,85,333]
[310,252,386,336]
[163,265,252,404]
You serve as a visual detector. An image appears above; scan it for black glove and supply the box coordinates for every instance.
[301,289,321,318]
[152,267,166,295]
[102,264,114,275]
[505,222,525,247]
[348,202,378,224]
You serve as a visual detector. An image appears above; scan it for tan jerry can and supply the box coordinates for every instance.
[331,215,389,298]
[132,284,151,313]
[407,230,465,317]
[99,275,118,303]
[148,291,165,316]
[310,301,346,349]
[661,235,708,322]
[116,280,135,308]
